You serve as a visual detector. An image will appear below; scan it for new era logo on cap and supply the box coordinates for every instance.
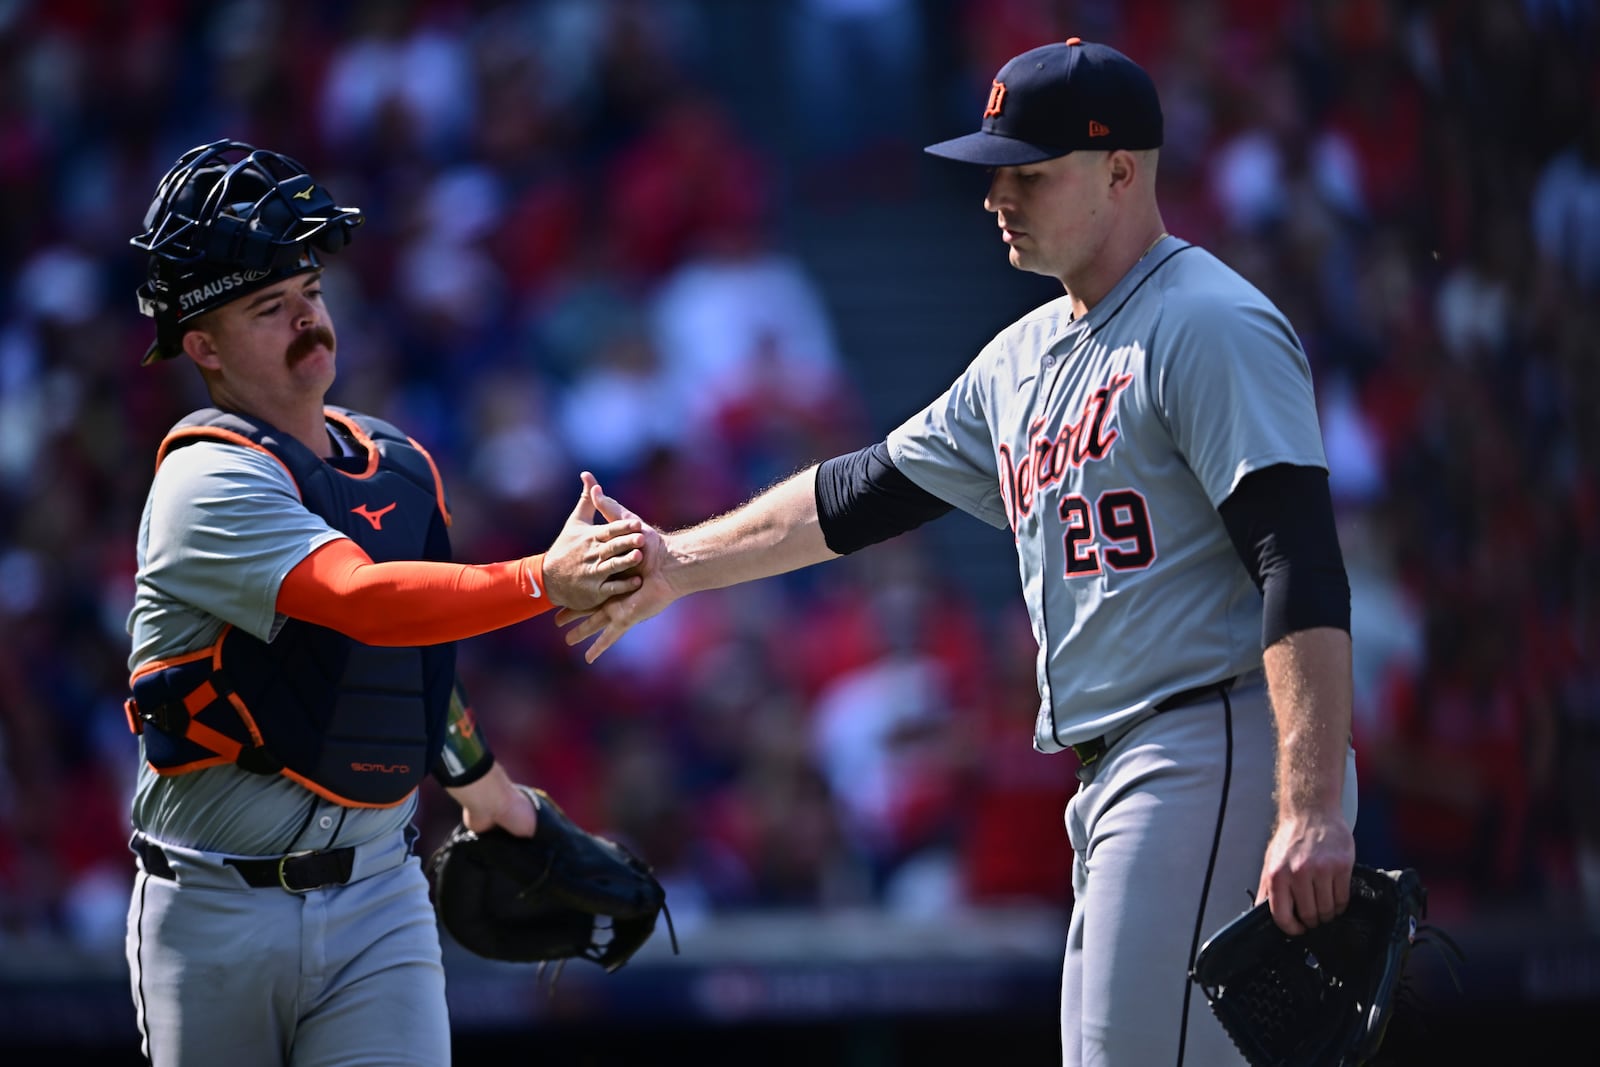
[925,39,1163,166]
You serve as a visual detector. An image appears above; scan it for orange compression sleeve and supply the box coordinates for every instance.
[276,538,552,646]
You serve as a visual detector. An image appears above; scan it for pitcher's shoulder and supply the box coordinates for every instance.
[1154,244,1278,313]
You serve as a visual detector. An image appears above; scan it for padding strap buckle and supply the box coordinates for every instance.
[131,697,190,735]
[124,698,144,736]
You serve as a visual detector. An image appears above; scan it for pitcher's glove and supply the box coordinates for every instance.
[428,787,677,976]
[1190,864,1461,1067]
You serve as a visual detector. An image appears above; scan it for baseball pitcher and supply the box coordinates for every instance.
[560,39,1360,1067]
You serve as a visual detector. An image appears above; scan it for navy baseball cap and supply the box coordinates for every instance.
[925,38,1163,166]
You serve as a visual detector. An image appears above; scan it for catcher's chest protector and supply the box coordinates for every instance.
[126,407,455,807]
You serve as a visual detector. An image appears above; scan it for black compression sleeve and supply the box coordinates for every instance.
[815,441,954,555]
[1217,464,1351,648]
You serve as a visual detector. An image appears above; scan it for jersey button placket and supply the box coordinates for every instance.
[1037,330,1086,749]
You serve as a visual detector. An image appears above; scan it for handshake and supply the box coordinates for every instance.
[537,464,835,661]
[535,471,677,662]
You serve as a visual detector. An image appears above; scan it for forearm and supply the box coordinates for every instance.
[557,470,837,662]
[277,538,549,645]
[1262,626,1353,818]
[665,466,839,595]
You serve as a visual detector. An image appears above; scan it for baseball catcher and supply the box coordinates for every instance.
[428,787,676,980]
[1190,864,1462,1066]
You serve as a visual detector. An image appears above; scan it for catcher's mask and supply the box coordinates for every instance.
[130,139,364,365]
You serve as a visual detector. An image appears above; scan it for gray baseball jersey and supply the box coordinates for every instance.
[886,237,1327,751]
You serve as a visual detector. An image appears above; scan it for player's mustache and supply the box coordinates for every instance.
[286,325,336,363]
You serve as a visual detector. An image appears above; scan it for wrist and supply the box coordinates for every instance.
[450,764,537,836]
[1275,790,1346,823]
[514,785,545,836]
[660,535,698,598]
[435,750,494,789]
[521,554,548,601]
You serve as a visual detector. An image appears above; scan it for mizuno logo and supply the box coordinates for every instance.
[351,502,397,530]
[349,762,410,774]
[292,187,314,200]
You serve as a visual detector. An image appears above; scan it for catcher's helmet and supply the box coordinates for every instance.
[131,139,363,365]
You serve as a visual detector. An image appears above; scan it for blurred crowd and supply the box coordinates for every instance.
[0,0,1595,963]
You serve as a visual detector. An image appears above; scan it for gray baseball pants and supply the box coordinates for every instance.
[125,830,450,1067]
[1060,677,1360,1066]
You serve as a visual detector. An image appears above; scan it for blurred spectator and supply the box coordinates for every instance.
[606,93,772,280]
[1206,54,1364,235]
[782,0,925,189]
[1317,371,1385,506]
[1321,45,1424,223]
[1434,215,1520,366]
[1553,595,1600,932]
[462,367,573,517]
[647,185,852,437]
[320,0,475,161]
[958,607,1075,907]
[758,544,984,912]
[1365,586,1557,916]
[1531,105,1600,294]
[810,564,968,911]
[554,319,689,478]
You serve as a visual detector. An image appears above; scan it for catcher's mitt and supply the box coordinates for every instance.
[1190,864,1461,1067]
[427,787,676,977]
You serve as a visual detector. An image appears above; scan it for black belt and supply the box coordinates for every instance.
[134,833,357,893]
[1069,676,1240,769]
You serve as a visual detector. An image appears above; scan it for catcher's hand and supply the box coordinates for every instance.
[428,787,677,975]
[1190,864,1461,1067]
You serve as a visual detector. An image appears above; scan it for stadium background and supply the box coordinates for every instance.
[0,0,1595,1062]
